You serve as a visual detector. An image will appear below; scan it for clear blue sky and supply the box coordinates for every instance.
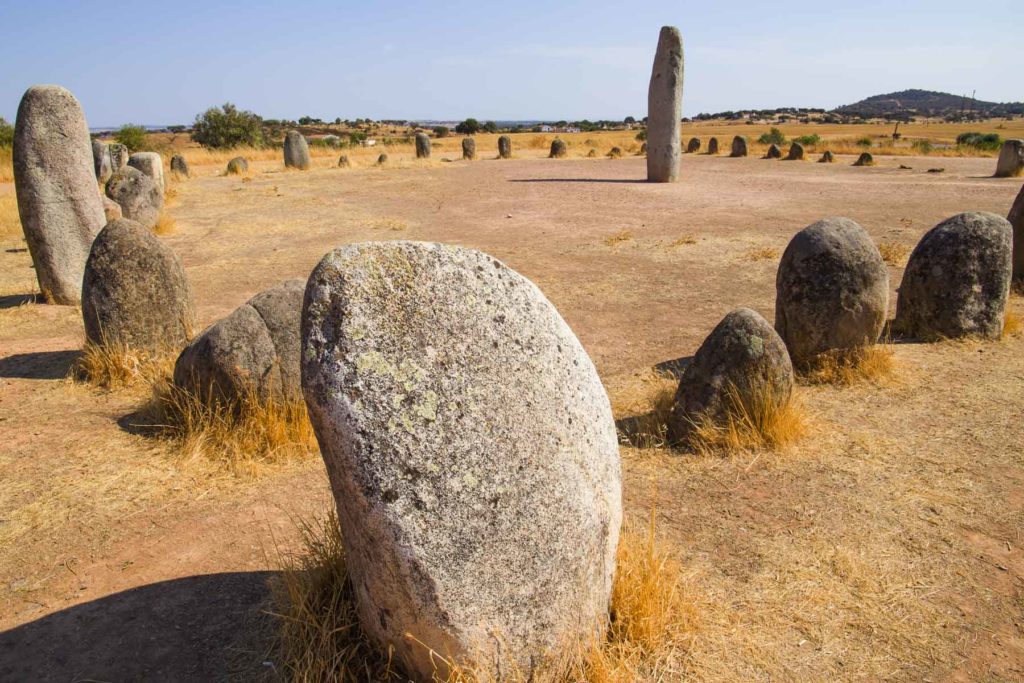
[1,0,1019,127]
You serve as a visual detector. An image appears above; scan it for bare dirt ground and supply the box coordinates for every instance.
[1,152,1022,681]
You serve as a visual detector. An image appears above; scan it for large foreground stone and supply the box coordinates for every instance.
[92,140,112,184]
[668,308,793,445]
[174,279,304,403]
[415,132,431,159]
[1010,183,1024,280]
[13,85,106,304]
[128,152,165,195]
[646,26,684,182]
[82,219,195,352]
[284,130,311,170]
[730,136,748,157]
[775,217,889,363]
[105,166,163,229]
[895,212,1012,340]
[301,241,621,680]
[498,135,511,159]
[995,139,1024,178]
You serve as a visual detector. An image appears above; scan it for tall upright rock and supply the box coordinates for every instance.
[284,130,311,170]
[415,132,431,159]
[995,139,1024,178]
[646,26,684,183]
[13,85,106,304]
[1007,183,1024,281]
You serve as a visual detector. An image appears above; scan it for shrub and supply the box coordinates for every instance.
[758,127,786,145]
[635,129,647,142]
[0,117,13,148]
[793,134,820,146]
[956,132,1002,151]
[856,136,873,148]
[432,126,449,138]
[191,103,264,149]
[455,118,479,135]
[482,121,498,134]
[114,124,148,152]
[912,139,933,154]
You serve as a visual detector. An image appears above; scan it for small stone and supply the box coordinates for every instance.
[765,144,782,159]
[93,140,112,184]
[105,166,163,229]
[498,135,512,159]
[461,137,476,160]
[82,218,196,353]
[170,154,189,178]
[549,138,567,158]
[586,148,598,158]
[284,130,311,170]
[730,136,748,157]
[646,26,684,182]
[415,132,431,159]
[376,153,388,166]
[1009,183,1024,281]
[668,308,793,445]
[338,155,351,168]
[786,142,805,161]
[226,157,248,175]
[819,151,835,163]
[853,152,874,166]
[607,146,623,158]
[994,139,1024,178]
[686,137,700,153]
[707,137,719,155]
[927,167,945,173]
[128,152,166,195]
[895,212,1012,340]
[775,217,889,363]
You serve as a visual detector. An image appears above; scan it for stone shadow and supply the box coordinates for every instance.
[0,350,79,380]
[0,293,39,309]
[507,178,648,184]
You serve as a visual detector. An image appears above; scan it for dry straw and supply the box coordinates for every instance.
[686,382,808,454]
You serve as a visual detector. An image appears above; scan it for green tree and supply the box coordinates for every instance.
[115,124,148,152]
[757,127,785,145]
[456,118,480,134]
[0,117,13,148]
[433,125,450,138]
[482,121,498,134]
[191,103,264,149]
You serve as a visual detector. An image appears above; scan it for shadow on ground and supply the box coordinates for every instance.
[507,178,648,184]
[0,293,39,309]
[0,571,277,682]
[0,351,79,380]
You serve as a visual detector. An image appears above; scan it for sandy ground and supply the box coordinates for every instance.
[0,152,1022,681]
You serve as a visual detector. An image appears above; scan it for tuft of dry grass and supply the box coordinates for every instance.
[603,230,633,247]
[615,374,676,448]
[133,377,317,472]
[668,235,697,247]
[743,247,779,262]
[1003,310,1022,338]
[153,212,176,235]
[687,383,807,454]
[798,344,898,386]
[0,191,21,238]
[371,217,408,231]
[70,339,176,390]
[877,241,909,266]
[270,510,697,682]
[0,147,12,183]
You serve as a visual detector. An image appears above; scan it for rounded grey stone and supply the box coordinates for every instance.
[646,26,684,182]
[82,218,196,353]
[895,212,1012,340]
[226,157,248,175]
[284,130,311,170]
[338,154,351,168]
[668,308,793,446]
[497,135,512,159]
[414,132,431,159]
[170,154,189,178]
[786,142,805,160]
[819,150,835,163]
[461,137,475,160]
[13,85,106,304]
[775,217,889,363]
[1009,183,1024,281]
[995,139,1024,178]
[686,137,700,153]
[93,140,112,185]
[128,152,165,195]
[301,241,621,680]
[108,143,130,170]
[174,279,305,404]
[549,138,567,158]
[376,153,388,165]
[854,152,874,166]
[707,137,719,155]
[765,144,782,159]
[105,166,163,229]
[730,136,748,157]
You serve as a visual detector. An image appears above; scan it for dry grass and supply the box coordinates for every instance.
[0,191,21,238]
[371,217,408,231]
[614,373,676,448]
[668,235,697,247]
[1003,310,1022,338]
[687,383,808,454]
[70,339,176,390]
[798,344,897,386]
[132,377,317,473]
[0,147,12,183]
[603,230,633,247]
[270,510,697,682]
[743,246,779,262]
[877,241,909,266]
[154,212,176,235]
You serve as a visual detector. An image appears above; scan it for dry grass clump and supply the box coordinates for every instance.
[798,344,897,386]
[687,383,807,454]
[743,246,779,262]
[603,230,633,247]
[134,377,317,470]
[70,339,175,390]
[0,147,13,183]
[270,511,697,682]
[0,192,21,238]
[153,212,176,235]
[1003,309,1022,338]
[877,241,909,266]
[614,374,676,449]
[372,217,408,231]
[668,235,697,247]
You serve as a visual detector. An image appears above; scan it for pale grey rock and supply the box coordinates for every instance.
[128,152,165,195]
[174,279,305,403]
[668,308,793,446]
[284,130,311,170]
[1010,183,1024,281]
[415,132,431,159]
[646,26,684,182]
[775,217,889,363]
[730,136,748,157]
[995,139,1024,178]
[13,85,106,304]
[461,137,475,160]
[92,139,112,184]
[895,212,1012,340]
[301,241,621,680]
[549,138,567,158]
[498,135,512,159]
[105,166,163,229]
[82,218,195,352]
[108,143,129,170]
[226,157,248,175]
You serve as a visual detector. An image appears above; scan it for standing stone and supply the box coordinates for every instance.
[284,130,311,170]
[174,279,305,404]
[549,138,567,158]
[667,308,793,446]
[686,137,700,153]
[894,212,1012,340]
[640,142,648,155]
[995,139,1024,178]
[853,152,874,166]
[498,135,512,159]
[376,153,389,166]
[13,85,106,304]
[461,137,476,160]
[108,143,130,170]
[1010,183,1024,281]
[338,154,351,168]
[819,150,835,163]
[730,136,748,157]
[775,217,889,363]
[415,132,431,159]
[707,137,719,155]
[646,26,684,182]
[102,195,122,222]
[786,142,805,160]
[607,146,623,158]
[301,241,621,680]
[92,140,113,185]
[170,154,189,178]
[226,157,248,175]
[765,144,782,159]
[105,166,163,229]
[128,152,165,195]
[82,218,196,353]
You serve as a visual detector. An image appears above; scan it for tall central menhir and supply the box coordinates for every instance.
[646,26,684,183]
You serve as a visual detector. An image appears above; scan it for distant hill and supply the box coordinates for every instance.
[834,89,1024,119]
